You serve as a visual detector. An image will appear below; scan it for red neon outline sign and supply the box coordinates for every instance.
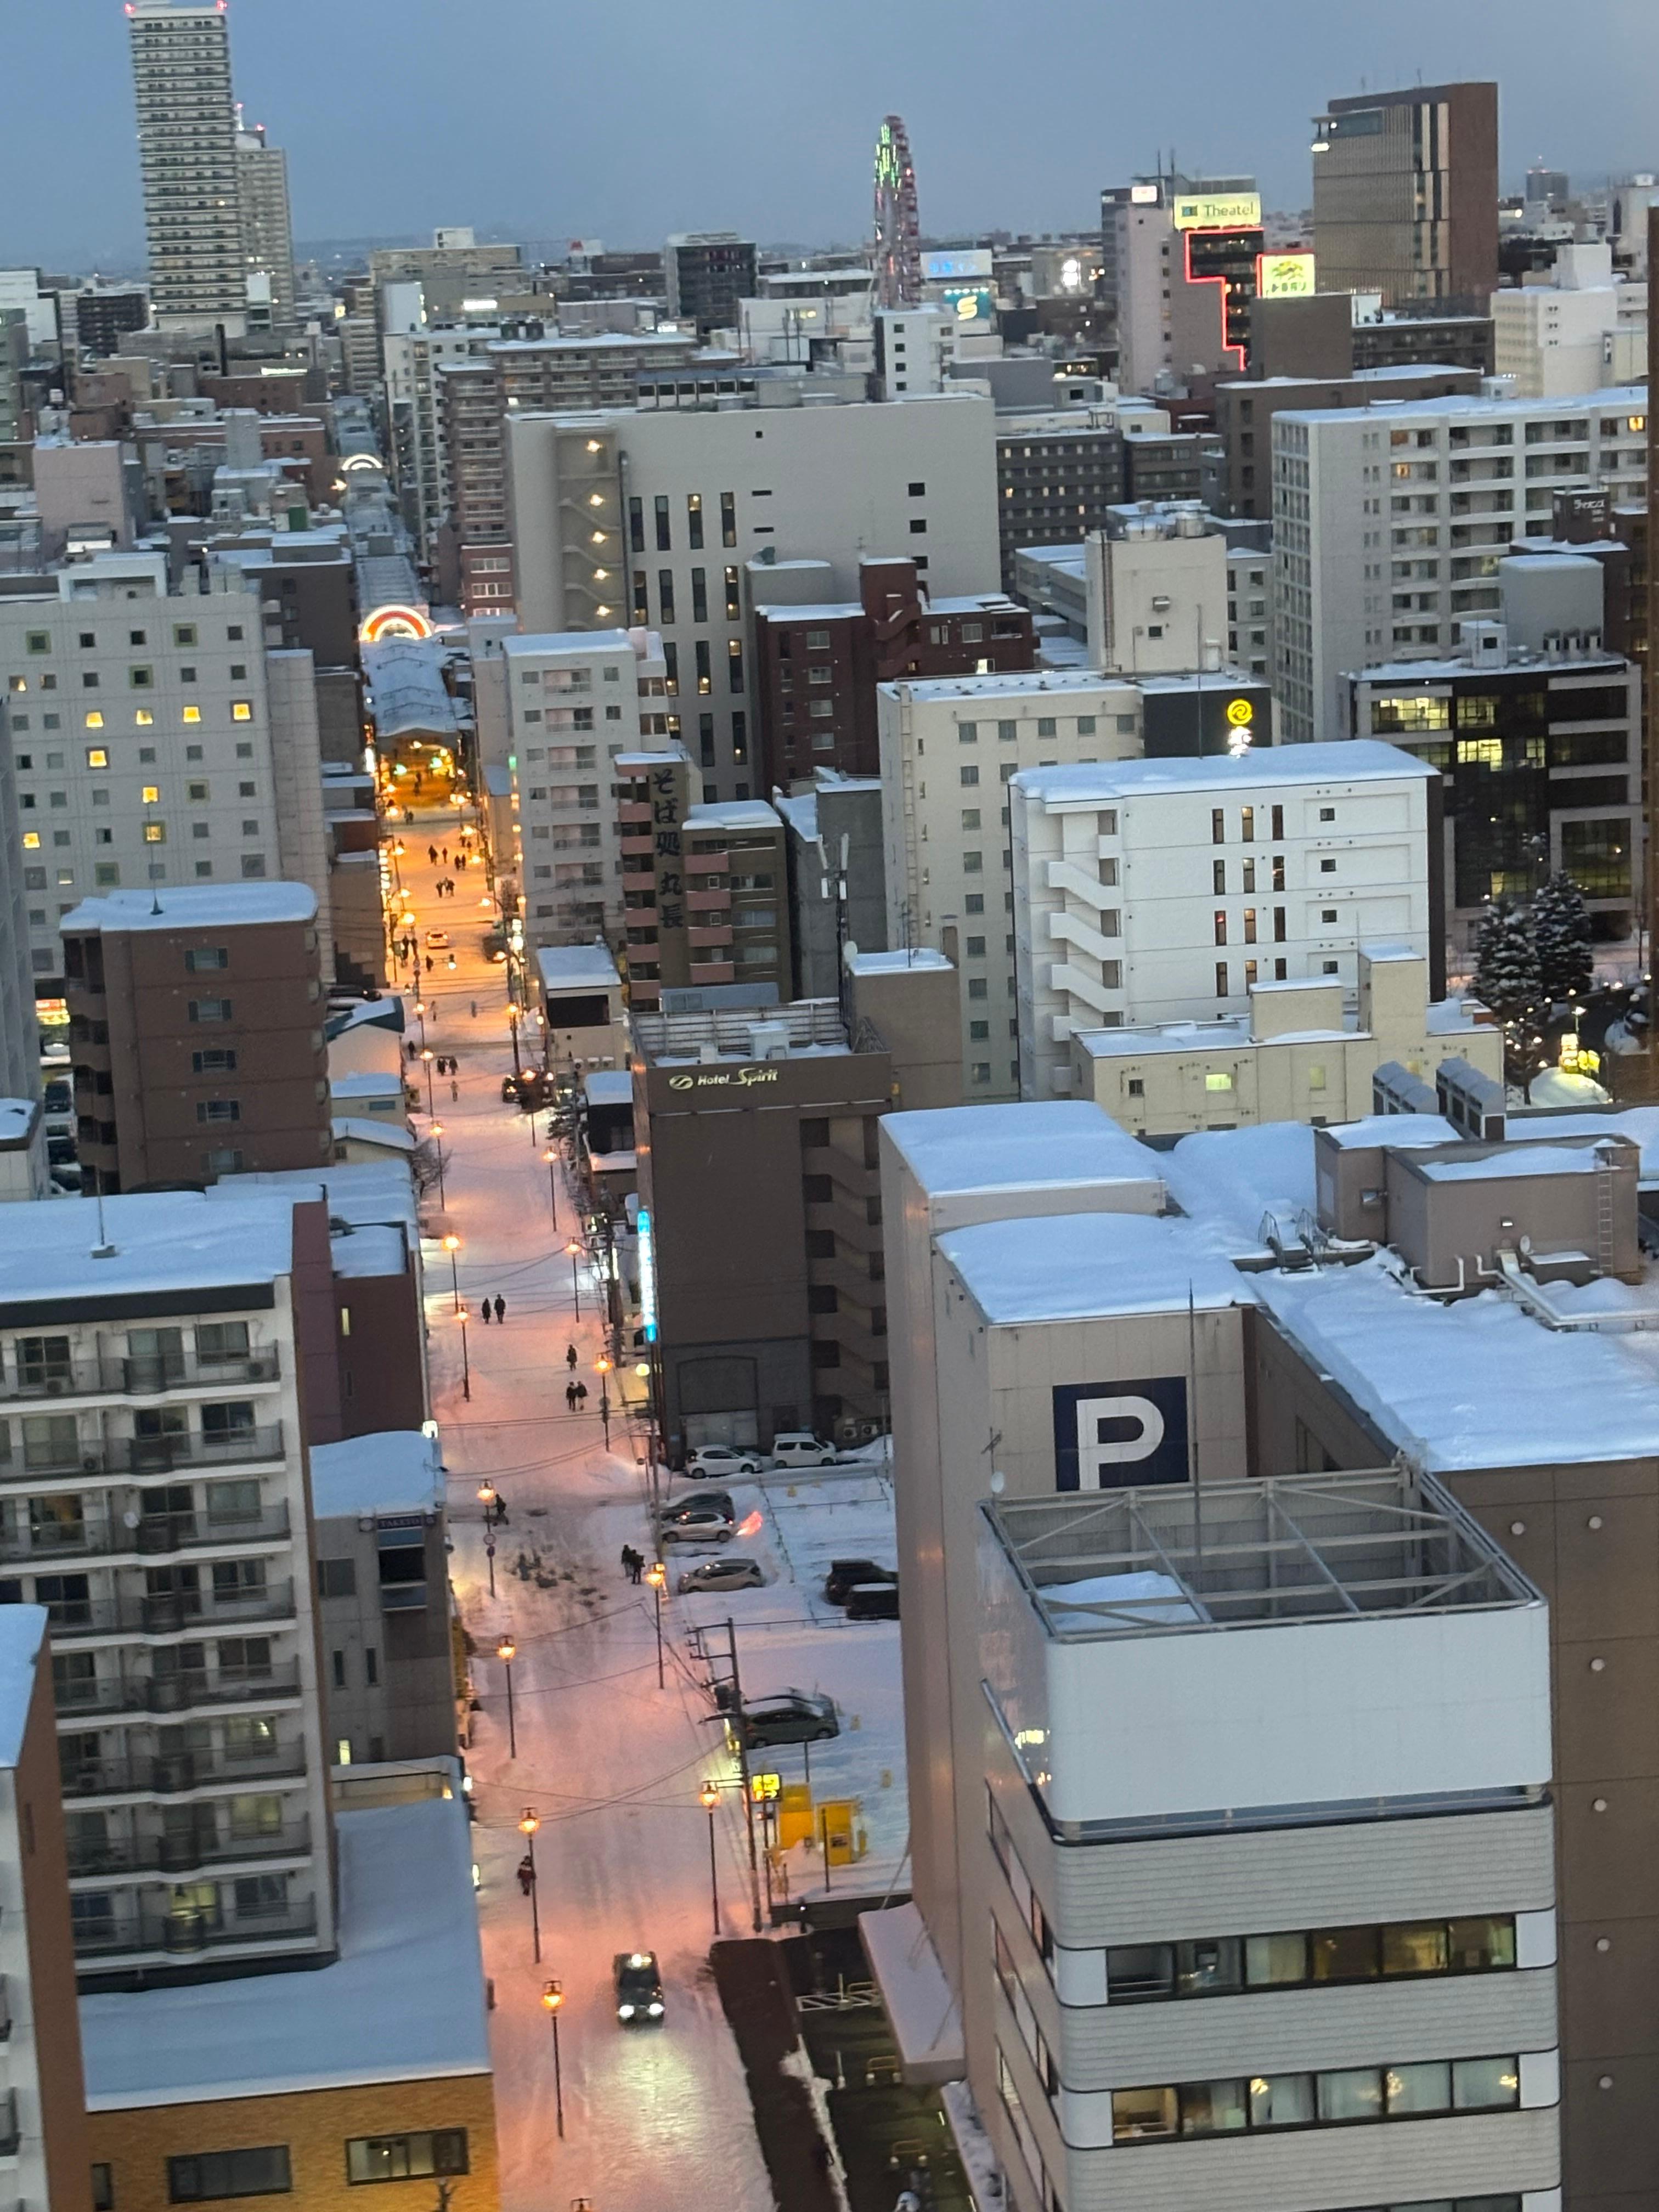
[1182,227,1252,374]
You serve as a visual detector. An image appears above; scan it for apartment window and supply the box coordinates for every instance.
[1243,909,1256,944]
[961,765,980,787]
[1273,907,1286,942]
[1215,962,1228,997]
[1107,1916,1516,2005]
[628,496,643,551]
[631,571,649,623]
[1320,857,1336,874]
[657,570,675,625]
[1240,805,1255,842]
[662,642,679,696]
[26,631,49,654]
[958,721,978,744]
[92,2165,114,2211]
[173,624,197,647]
[168,2147,292,2200]
[1110,2053,1517,2144]
[695,641,712,695]
[188,999,232,1024]
[1212,911,1227,946]
[731,711,747,761]
[1212,860,1226,895]
[728,640,744,692]
[196,1101,241,1125]
[654,494,671,552]
[724,566,741,619]
[998,720,1016,743]
[1211,808,1224,844]
[691,569,708,624]
[346,2133,469,2186]
[720,491,736,546]
[129,667,153,690]
[184,946,228,973]
[319,1558,356,1600]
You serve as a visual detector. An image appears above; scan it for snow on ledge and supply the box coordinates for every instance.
[858,1902,964,2085]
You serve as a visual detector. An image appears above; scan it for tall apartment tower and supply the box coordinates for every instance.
[128,1,249,334]
[235,121,296,329]
[1312,83,1500,311]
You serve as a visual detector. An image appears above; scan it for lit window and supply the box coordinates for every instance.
[84,712,104,730]
[86,749,108,769]
[21,833,40,849]
[135,709,154,726]
[144,822,166,845]
[232,702,252,722]
[182,706,201,724]
[142,786,160,803]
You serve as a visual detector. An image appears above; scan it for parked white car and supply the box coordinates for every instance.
[770,1432,837,1469]
[685,1443,763,1479]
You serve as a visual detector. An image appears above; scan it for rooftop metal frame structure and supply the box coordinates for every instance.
[633,997,847,1062]
[987,1469,1541,1638]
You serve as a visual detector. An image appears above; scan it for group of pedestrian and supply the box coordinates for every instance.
[619,1545,645,1584]
[478,1294,507,1325]
[565,1378,589,1412]
[433,1054,458,1076]
[433,878,459,899]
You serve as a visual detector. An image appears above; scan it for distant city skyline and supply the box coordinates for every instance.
[2,0,1657,273]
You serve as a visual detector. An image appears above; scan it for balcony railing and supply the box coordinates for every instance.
[60,1741,309,1800]
[68,1815,312,1881]
[48,1579,295,1641]
[0,1352,280,1404]
[0,1506,290,1568]
[8,1423,285,1482]
[54,1662,303,1721]
[72,1901,319,1960]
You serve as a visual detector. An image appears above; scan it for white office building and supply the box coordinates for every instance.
[1011,742,1438,1095]
[1491,246,1647,399]
[235,124,297,330]
[507,392,1002,800]
[0,1188,338,1979]
[128,1,248,333]
[877,672,1147,1098]
[1272,387,1649,742]
[484,627,669,941]
[0,555,329,998]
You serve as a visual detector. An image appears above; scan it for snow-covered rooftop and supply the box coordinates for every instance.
[60,883,317,933]
[1319,1114,1463,1150]
[331,1116,416,1154]
[845,949,952,975]
[0,1099,38,1149]
[537,942,620,994]
[502,627,637,661]
[363,639,458,741]
[81,1796,489,2109]
[0,1191,295,1308]
[881,668,1136,704]
[329,1070,406,1103]
[311,1431,444,1520]
[329,1224,409,1279]
[684,799,781,834]
[584,1070,633,1105]
[1017,740,1432,808]
[940,1211,1254,1324]
[218,1161,416,1235]
[0,1609,46,1768]
[883,1101,1165,1200]
[1413,1142,1620,1182]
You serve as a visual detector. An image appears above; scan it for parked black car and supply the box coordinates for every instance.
[823,1559,897,1606]
[846,1580,900,1621]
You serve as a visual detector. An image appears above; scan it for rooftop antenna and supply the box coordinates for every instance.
[92,1182,116,1260]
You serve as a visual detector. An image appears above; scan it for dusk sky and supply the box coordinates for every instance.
[5,0,1659,271]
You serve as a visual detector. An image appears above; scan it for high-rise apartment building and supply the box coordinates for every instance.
[1216,365,1486,522]
[0,553,330,1001]
[478,626,669,944]
[507,393,1002,803]
[235,123,296,330]
[0,1188,341,1985]
[128,2,248,334]
[663,233,758,336]
[1010,742,1441,1096]
[994,409,1126,588]
[1312,82,1500,309]
[1272,386,1648,741]
[60,884,331,1194]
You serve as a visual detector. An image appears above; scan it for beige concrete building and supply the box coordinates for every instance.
[1073,949,1501,1138]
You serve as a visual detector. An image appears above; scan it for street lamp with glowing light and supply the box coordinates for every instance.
[517,1807,541,1960]
[645,1558,666,1688]
[496,1636,518,1756]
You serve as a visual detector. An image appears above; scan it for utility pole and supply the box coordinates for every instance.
[726,1617,763,1931]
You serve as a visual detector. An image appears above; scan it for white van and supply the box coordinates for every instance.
[770,1432,836,1470]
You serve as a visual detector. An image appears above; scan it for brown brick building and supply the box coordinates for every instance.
[753,556,1034,789]
[62,883,331,1193]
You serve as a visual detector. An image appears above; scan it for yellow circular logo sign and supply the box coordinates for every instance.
[1226,697,1254,727]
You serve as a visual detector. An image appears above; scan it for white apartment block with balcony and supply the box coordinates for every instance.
[1011,743,1437,1097]
[0,1189,334,1983]
[0,556,327,998]
[492,627,670,943]
[1272,387,1649,742]
[973,1474,1558,2212]
[877,672,1146,1101]
[506,391,1002,802]
[382,321,503,556]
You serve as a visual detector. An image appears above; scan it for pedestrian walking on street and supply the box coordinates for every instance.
[470,1000,478,1017]
[443,847,450,864]
[493,1295,505,1324]
[428,844,438,865]
[566,1381,578,1413]
[630,1549,644,1585]
[450,1080,459,1102]
[406,1040,418,1062]
[620,1544,636,1580]
[566,1345,578,1370]
[424,956,433,973]
[574,1380,588,1408]
[517,1855,535,1896]
[493,1493,508,1526]
[480,1301,492,1326]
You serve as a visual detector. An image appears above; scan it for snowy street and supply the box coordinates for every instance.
[386,809,907,2211]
